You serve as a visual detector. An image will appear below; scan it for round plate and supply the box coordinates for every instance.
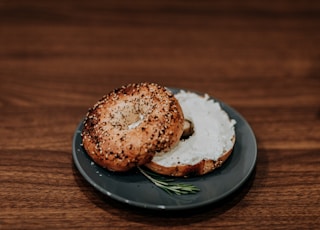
[72,88,257,211]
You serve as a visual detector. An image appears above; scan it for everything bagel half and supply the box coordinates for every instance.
[81,83,184,172]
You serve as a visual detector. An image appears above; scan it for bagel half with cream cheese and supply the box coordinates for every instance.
[145,90,236,177]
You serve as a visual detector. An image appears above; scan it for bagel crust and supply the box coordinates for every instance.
[145,137,235,177]
[81,83,184,172]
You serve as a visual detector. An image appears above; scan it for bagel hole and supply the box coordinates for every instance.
[118,104,145,130]
[181,119,194,140]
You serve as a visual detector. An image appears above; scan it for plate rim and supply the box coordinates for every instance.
[72,88,257,210]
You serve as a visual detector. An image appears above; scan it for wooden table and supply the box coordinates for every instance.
[1,1,319,229]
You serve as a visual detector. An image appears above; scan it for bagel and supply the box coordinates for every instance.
[81,83,184,172]
[145,90,236,177]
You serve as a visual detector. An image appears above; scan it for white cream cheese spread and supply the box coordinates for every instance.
[151,90,236,167]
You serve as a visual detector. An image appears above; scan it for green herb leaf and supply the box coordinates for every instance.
[138,167,200,195]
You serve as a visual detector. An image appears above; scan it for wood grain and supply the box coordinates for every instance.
[1,0,319,229]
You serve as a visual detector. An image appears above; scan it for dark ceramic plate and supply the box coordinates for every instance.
[72,88,257,211]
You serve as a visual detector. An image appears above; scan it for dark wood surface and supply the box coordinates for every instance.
[1,1,319,229]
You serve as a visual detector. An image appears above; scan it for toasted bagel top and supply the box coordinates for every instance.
[81,83,184,172]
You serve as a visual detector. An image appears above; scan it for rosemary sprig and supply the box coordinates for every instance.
[138,167,200,195]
